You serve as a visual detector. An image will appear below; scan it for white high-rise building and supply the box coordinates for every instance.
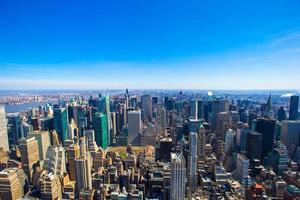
[43,145,66,176]
[170,153,186,200]
[127,110,142,145]
[84,129,98,153]
[188,132,198,187]
[75,138,92,193]
[190,99,198,119]
[0,106,9,152]
[198,124,206,170]
[225,129,235,154]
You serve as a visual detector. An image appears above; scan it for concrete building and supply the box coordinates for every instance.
[0,168,26,200]
[43,145,66,176]
[188,132,198,187]
[127,110,142,145]
[66,143,80,181]
[19,137,40,182]
[0,106,9,152]
[170,153,186,200]
[281,120,300,155]
[29,131,51,160]
[40,172,62,200]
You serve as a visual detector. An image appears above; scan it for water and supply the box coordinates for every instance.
[4,101,57,113]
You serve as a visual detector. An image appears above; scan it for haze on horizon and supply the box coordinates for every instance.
[0,1,300,90]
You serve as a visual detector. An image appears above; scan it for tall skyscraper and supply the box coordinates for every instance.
[197,125,206,170]
[99,96,112,145]
[211,100,230,129]
[54,107,68,143]
[216,112,231,139]
[224,129,235,154]
[232,153,251,186]
[170,153,186,200]
[160,107,167,134]
[7,113,22,146]
[197,100,204,120]
[19,137,40,182]
[236,128,249,153]
[246,131,263,160]
[277,107,286,122]
[0,168,25,200]
[127,110,142,145]
[92,112,108,149]
[66,143,80,181]
[188,132,198,187]
[189,99,198,119]
[75,138,92,193]
[141,94,152,122]
[289,95,299,120]
[255,118,276,158]
[84,129,98,153]
[0,106,9,152]
[280,120,300,155]
[28,131,50,160]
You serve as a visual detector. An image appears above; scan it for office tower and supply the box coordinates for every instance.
[230,111,240,124]
[93,112,108,149]
[53,107,68,143]
[66,143,80,181]
[159,138,172,162]
[289,95,299,120]
[233,153,251,186]
[19,137,40,182]
[263,94,272,118]
[197,100,204,120]
[188,132,198,187]
[188,118,201,133]
[280,120,300,155]
[170,153,186,200]
[111,112,117,143]
[0,106,9,152]
[21,122,33,138]
[255,118,276,158]
[29,131,50,160]
[190,99,198,119]
[246,131,263,160]
[214,164,228,184]
[84,130,98,153]
[160,107,167,134]
[75,138,92,193]
[277,107,286,122]
[216,112,231,139]
[0,168,25,200]
[236,128,249,152]
[224,129,235,154]
[43,146,66,176]
[127,110,142,145]
[99,96,112,145]
[211,100,230,129]
[264,141,288,175]
[141,94,152,122]
[40,172,62,200]
[68,118,78,140]
[198,125,206,170]
[7,113,22,146]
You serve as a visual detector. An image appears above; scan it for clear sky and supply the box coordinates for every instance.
[0,0,300,90]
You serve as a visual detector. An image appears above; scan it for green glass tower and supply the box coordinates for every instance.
[53,107,68,143]
[93,112,108,149]
[98,96,112,145]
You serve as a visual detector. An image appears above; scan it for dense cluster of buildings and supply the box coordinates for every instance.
[0,90,299,200]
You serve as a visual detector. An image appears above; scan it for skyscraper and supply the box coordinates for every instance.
[224,129,235,154]
[188,132,198,187]
[75,138,92,193]
[99,96,112,145]
[127,110,142,145]
[43,146,66,176]
[54,107,68,144]
[197,125,206,170]
[280,120,300,155]
[19,137,40,182]
[246,131,263,160]
[277,106,286,122]
[160,107,167,134]
[255,118,276,158]
[0,168,25,200]
[39,172,62,200]
[7,113,22,146]
[170,153,186,200]
[141,94,152,122]
[216,112,231,140]
[289,95,299,120]
[0,106,9,152]
[66,143,80,181]
[93,112,108,149]
[28,131,51,160]
[190,99,198,119]
[211,100,230,129]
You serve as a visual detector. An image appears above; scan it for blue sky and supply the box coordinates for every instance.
[0,0,300,90]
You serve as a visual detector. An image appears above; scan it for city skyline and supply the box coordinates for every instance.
[1,1,300,90]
